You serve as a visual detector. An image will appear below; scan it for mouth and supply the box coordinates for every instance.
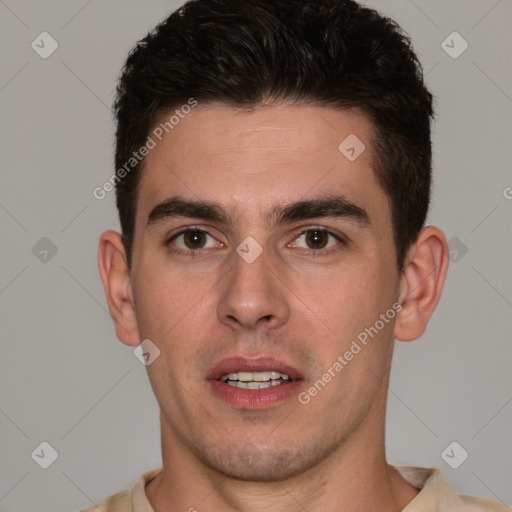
[206,356,303,409]
[220,370,294,389]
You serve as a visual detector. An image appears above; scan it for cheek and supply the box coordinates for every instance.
[303,269,396,414]
[291,259,399,399]
[132,260,211,344]
[134,268,211,399]
[132,257,226,384]
[293,260,390,341]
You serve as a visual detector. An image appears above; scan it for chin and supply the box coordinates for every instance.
[198,440,328,482]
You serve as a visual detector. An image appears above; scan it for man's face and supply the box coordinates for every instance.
[129,103,401,480]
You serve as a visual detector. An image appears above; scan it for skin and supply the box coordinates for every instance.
[98,103,449,512]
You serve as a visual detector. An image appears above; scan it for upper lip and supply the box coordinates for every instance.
[206,356,303,381]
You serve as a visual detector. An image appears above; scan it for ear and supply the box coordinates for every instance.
[393,226,449,342]
[97,230,140,346]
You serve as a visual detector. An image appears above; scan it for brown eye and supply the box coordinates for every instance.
[293,229,342,251]
[304,230,329,249]
[171,229,220,252]
[183,230,207,249]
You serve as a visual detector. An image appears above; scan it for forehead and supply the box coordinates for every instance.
[136,103,389,231]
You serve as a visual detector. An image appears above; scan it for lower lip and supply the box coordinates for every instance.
[208,379,303,409]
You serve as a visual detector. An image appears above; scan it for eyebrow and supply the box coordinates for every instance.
[146,194,371,230]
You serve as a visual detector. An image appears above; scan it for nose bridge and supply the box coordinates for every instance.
[216,242,290,330]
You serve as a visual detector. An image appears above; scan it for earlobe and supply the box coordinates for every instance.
[97,230,140,346]
[393,226,449,342]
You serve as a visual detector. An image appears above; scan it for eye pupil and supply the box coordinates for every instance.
[184,230,206,248]
[305,230,328,249]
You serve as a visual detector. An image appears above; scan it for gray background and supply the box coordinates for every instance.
[0,0,511,510]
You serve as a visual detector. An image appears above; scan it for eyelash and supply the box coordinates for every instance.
[166,225,346,258]
[166,226,220,257]
[292,228,345,257]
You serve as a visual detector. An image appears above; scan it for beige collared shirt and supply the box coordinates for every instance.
[79,466,511,511]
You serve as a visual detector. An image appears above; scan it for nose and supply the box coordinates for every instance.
[216,246,290,331]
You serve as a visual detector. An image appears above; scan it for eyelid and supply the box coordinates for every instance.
[166,226,223,250]
[287,228,345,258]
[290,225,346,244]
[167,225,215,241]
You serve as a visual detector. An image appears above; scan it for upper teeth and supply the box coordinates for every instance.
[220,371,290,382]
